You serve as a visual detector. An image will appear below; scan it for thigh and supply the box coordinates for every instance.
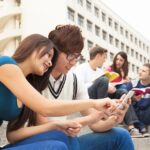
[3,140,68,150]
[78,127,134,150]
[7,130,79,150]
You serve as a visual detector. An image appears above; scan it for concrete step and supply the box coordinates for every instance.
[133,137,150,150]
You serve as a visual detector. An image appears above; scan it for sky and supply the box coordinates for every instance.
[100,0,150,41]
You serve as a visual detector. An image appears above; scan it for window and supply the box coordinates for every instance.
[147,46,149,53]
[130,34,133,42]
[136,66,139,73]
[87,20,92,32]
[108,18,112,27]
[15,37,21,48]
[102,12,106,22]
[102,30,107,41]
[121,42,124,51]
[132,64,135,72]
[135,37,137,45]
[86,0,92,12]
[135,52,138,59]
[15,15,21,29]
[115,38,119,48]
[140,54,142,61]
[143,43,145,50]
[110,52,114,62]
[15,0,21,6]
[68,7,75,22]
[120,26,124,35]
[95,25,100,36]
[139,40,141,48]
[144,57,146,63]
[126,46,129,53]
[131,49,134,57]
[125,30,128,38]
[87,40,93,49]
[114,22,118,31]
[77,0,83,6]
[109,34,113,45]
[94,6,99,18]
[78,14,84,27]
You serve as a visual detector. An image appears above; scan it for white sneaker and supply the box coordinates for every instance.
[129,128,143,138]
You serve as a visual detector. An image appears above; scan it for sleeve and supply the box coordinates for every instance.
[75,75,89,100]
[105,66,112,72]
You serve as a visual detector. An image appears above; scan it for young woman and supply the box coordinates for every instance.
[106,51,129,90]
[0,32,115,149]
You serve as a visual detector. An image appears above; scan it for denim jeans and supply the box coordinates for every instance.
[78,127,134,150]
[4,130,77,150]
[4,128,134,150]
[3,140,68,150]
[88,76,109,99]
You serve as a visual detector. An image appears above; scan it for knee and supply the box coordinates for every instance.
[55,141,68,150]
[112,127,131,139]
[96,76,109,86]
[117,89,128,95]
[45,141,68,150]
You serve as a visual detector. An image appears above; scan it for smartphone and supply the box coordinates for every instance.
[118,91,135,110]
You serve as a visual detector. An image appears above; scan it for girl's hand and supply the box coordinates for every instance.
[54,120,82,137]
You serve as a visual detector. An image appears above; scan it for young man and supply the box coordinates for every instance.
[43,25,134,150]
[124,63,150,137]
[74,46,108,99]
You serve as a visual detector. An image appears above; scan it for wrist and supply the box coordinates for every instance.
[91,100,98,110]
[49,121,60,130]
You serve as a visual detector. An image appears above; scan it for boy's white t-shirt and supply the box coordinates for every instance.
[73,62,104,88]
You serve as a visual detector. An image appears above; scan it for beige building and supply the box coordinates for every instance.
[0,0,150,78]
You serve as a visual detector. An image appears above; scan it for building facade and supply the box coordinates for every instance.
[0,0,150,78]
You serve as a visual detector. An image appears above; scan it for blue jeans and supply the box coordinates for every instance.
[4,128,134,150]
[88,76,109,99]
[3,140,68,150]
[78,127,134,150]
[3,130,78,150]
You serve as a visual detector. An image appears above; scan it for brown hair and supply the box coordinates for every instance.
[48,24,84,54]
[89,46,107,60]
[7,34,58,132]
[143,63,150,74]
[111,51,129,79]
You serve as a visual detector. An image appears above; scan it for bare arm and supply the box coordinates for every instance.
[7,114,83,143]
[7,121,59,143]
[0,64,111,116]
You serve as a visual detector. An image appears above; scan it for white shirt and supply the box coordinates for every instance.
[74,62,104,88]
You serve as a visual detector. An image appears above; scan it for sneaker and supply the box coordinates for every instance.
[129,128,143,138]
[140,128,150,137]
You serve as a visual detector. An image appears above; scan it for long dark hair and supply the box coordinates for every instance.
[7,34,58,132]
[111,51,129,78]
